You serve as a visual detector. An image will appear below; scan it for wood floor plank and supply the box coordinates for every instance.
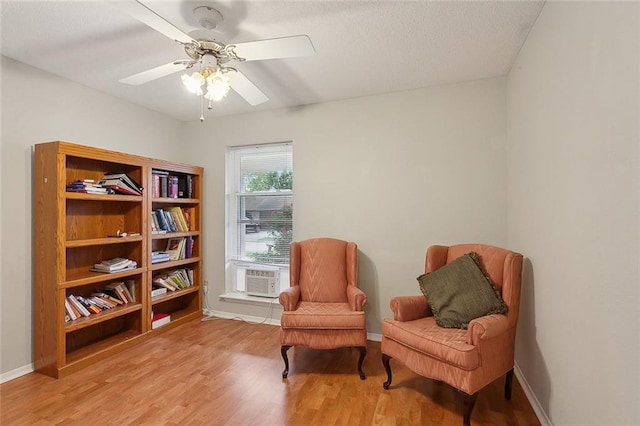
[1,318,540,425]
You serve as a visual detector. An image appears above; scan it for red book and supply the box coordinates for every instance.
[152,313,171,329]
[106,184,141,196]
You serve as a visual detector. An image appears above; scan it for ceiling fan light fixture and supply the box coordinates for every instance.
[204,71,231,101]
[181,71,205,95]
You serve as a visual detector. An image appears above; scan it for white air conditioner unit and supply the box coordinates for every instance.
[245,267,280,297]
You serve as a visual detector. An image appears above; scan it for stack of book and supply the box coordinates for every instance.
[98,172,143,196]
[91,257,137,273]
[151,286,168,299]
[66,179,110,194]
[151,312,171,329]
[151,251,171,264]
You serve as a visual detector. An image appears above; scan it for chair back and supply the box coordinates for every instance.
[290,238,358,303]
[425,244,523,327]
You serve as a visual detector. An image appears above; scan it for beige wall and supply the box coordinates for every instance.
[507,2,639,424]
[0,57,185,376]
[184,77,508,335]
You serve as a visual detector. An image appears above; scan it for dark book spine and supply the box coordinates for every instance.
[186,175,193,198]
[159,176,168,198]
[178,176,187,198]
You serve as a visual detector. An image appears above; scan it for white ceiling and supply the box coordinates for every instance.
[0,0,545,122]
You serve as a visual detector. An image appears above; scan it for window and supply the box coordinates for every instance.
[226,143,292,295]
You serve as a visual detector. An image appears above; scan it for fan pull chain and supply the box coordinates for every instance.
[200,92,205,122]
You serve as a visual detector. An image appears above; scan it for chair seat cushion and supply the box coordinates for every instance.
[382,317,479,370]
[281,302,365,329]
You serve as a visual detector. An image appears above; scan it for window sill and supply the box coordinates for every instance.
[219,292,281,308]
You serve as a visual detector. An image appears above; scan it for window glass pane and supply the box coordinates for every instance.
[239,194,292,264]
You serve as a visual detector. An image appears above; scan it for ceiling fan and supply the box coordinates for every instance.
[117,1,315,120]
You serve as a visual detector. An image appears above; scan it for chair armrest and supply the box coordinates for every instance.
[347,286,367,311]
[467,314,510,345]
[279,286,301,311]
[390,296,431,322]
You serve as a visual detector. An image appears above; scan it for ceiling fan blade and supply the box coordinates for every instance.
[119,61,190,85]
[116,1,195,45]
[231,35,315,61]
[228,71,268,106]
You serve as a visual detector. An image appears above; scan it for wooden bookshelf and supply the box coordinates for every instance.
[34,141,203,378]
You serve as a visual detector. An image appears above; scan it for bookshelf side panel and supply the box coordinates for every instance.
[33,143,64,375]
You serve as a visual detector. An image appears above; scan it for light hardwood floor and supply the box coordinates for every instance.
[1,317,541,425]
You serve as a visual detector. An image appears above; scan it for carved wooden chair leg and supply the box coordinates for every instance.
[505,368,514,400]
[460,391,478,426]
[281,345,292,379]
[382,353,393,389]
[357,346,366,380]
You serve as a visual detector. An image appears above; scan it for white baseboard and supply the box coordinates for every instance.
[1,363,34,384]
[514,363,552,426]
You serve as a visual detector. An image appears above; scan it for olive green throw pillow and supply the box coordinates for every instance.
[417,252,508,329]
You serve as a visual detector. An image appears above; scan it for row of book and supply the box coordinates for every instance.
[65,281,136,322]
[152,268,194,292]
[151,251,171,264]
[151,170,194,199]
[151,207,193,234]
[91,257,137,273]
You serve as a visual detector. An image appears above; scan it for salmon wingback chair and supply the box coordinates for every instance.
[381,244,523,426]
[279,238,367,379]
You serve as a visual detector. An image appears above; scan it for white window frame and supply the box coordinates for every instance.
[224,143,292,301]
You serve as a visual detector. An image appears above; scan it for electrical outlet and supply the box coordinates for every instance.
[203,280,209,294]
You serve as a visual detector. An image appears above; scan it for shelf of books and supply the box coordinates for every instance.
[146,165,202,332]
[34,141,203,378]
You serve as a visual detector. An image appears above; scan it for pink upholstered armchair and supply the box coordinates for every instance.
[279,238,367,379]
[381,244,523,426]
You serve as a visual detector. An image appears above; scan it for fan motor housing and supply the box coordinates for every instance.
[185,39,230,64]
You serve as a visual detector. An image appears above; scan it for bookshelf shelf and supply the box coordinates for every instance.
[151,286,199,306]
[149,257,201,272]
[151,231,200,240]
[34,141,203,378]
[65,303,143,333]
[167,309,201,324]
[66,192,144,202]
[60,268,143,288]
[66,236,144,248]
[64,329,142,366]
[152,197,200,204]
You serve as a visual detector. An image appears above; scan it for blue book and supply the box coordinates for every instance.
[155,209,169,231]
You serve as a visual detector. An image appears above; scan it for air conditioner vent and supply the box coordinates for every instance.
[245,267,280,297]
